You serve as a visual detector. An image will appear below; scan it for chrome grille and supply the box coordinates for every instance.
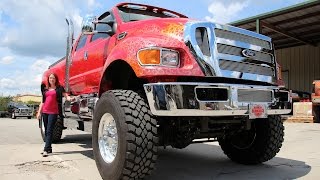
[215,28,276,78]
[20,109,28,113]
[215,29,271,50]
[183,22,277,83]
[217,44,273,64]
[238,89,273,102]
[219,60,274,76]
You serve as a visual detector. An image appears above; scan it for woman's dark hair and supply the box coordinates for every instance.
[47,73,60,88]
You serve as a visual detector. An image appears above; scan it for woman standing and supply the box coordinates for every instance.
[36,73,73,157]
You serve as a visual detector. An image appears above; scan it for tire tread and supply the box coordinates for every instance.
[101,90,158,179]
[219,115,284,164]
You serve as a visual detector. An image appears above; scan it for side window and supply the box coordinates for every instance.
[76,35,88,51]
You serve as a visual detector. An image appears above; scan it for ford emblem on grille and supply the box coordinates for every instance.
[242,49,256,58]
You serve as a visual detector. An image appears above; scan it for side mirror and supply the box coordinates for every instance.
[94,22,114,36]
[81,15,115,36]
[81,16,96,33]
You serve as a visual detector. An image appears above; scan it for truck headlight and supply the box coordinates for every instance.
[138,48,179,67]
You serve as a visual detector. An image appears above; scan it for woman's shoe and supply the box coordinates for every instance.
[42,151,48,157]
[41,150,52,154]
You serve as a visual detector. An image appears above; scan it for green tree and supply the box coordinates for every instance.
[0,96,13,111]
[26,100,40,105]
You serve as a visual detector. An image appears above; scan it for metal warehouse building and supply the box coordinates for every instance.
[231,0,320,93]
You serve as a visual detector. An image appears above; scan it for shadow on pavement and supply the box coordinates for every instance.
[59,134,311,180]
[54,134,94,159]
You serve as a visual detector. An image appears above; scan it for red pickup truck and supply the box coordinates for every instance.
[40,3,292,179]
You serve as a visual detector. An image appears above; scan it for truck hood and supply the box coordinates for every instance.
[121,18,192,41]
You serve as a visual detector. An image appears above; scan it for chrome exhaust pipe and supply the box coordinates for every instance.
[65,17,74,93]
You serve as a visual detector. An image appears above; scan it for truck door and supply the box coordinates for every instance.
[83,12,115,94]
[69,34,89,94]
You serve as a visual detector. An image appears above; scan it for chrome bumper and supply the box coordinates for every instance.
[16,113,32,116]
[143,83,292,117]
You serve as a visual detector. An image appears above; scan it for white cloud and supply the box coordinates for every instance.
[0,56,14,64]
[0,58,53,96]
[0,0,88,58]
[30,59,51,73]
[0,0,100,96]
[0,78,15,89]
[205,0,250,24]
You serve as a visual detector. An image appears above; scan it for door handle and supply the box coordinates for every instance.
[84,51,88,60]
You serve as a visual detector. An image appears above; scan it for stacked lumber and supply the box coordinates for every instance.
[286,116,314,123]
[286,102,314,123]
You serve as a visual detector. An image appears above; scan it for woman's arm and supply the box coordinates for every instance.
[63,92,74,101]
[36,102,43,120]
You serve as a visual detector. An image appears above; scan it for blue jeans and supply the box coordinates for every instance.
[42,113,58,152]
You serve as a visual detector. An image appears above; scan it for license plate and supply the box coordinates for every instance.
[249,104,267,119]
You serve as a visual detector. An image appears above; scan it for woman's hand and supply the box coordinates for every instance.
[66,96,76,102]
[36,112,41,120]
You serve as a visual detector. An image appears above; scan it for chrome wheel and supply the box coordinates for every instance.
[98,113,118,163]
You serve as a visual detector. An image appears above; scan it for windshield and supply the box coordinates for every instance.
[9,102,29,108]
[118,7,180,22]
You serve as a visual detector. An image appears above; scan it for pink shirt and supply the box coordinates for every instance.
[42,89,59,114]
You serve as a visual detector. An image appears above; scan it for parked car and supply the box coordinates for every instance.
[7,102,33,119]
[0,111,9,118]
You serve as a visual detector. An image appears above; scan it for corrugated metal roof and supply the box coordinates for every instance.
[230,0,320,49]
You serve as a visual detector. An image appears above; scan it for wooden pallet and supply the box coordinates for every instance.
[285,116,314,123]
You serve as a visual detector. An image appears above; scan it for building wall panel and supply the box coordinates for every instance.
[276,45,320,93]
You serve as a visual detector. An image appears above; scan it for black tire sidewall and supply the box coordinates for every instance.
[92,92,127,179]
[39,116,46,142]
[219,115,284,164]
[39,115,63,143]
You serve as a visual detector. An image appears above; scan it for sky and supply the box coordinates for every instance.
[0,0,306,96]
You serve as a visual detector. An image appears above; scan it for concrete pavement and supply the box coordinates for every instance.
[0,117,319,180]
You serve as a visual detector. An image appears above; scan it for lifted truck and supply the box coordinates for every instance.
[40,3,291,179]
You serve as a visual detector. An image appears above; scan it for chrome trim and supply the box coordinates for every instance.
[214,23,271,42]
[216,38,266,52]
[144,83,291,117]
[65,17,74,92]
[184,21,276,84]
[184,22,221,76]
[237,88,275,103]
[214,29,271,50]
[84,51,88,60]
[117,32,127,40]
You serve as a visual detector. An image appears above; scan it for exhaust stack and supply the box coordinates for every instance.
[65,17,74,93]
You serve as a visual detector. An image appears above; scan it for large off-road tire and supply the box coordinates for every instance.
[40,116,63,143]
[218,115,284,165]
[92,90,158,180]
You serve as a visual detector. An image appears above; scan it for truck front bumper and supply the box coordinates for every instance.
[143,83,291,117]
